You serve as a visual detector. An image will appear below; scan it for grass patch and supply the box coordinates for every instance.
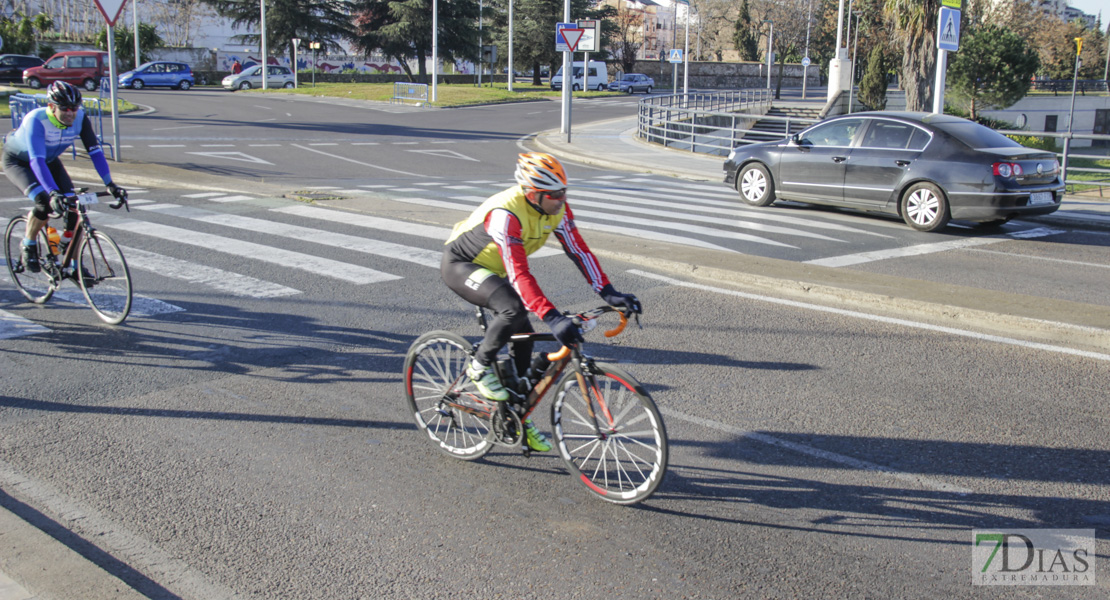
[1065,154,1110,194]
[254,81,623,106]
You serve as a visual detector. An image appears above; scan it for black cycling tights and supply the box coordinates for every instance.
[441,254,535,375]
[2,152,75,224]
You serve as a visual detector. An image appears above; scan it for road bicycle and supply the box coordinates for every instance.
[404,305,668,505]
[4,187,132,324]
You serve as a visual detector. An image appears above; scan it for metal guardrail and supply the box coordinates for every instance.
[8,92,115,160]
[390,82,428,106]
[638,91,1110,193]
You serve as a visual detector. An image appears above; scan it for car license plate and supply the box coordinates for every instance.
[1029,191,1054,205]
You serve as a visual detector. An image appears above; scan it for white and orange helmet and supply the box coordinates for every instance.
[514,152,568,193]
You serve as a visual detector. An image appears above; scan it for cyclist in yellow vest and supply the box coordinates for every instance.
[442,153,642,452]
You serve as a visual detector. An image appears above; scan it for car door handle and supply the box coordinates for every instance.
[895,160,911,167]
[832,156,847,163]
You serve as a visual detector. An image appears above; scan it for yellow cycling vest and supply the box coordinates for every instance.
[445,186,566,277]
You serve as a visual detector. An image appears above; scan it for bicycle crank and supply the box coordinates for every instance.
[488,405,523,448]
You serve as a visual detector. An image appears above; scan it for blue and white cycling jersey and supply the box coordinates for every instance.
[3,106,111,195]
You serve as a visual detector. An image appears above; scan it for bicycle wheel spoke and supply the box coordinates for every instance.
[404,332,492,461]
[551,364,668,505]
[4,217,57,304]
[78,231,132,324]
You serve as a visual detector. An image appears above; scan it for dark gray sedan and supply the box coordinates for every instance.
[722,112,1064,232]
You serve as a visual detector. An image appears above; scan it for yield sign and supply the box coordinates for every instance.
[561,28,585,52]
[92,0,129,26]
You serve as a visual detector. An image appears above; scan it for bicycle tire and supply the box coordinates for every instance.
[551,363,668,505]
[404,330,494,461]
[4,216,56,304]
[76,230,132,324]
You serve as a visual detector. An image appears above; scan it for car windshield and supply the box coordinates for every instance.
[621,74,637,81]
[243,66,261,75]
[136,62,155,71]
[932,121,1021,149]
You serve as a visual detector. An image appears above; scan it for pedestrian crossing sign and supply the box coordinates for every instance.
[937,7,960,52]
[668,49,683,63]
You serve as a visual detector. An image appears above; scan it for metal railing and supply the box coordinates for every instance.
[8,93,115,160]
[637,89,820,157]
[637,91,1110,194]
[390,82,428,106]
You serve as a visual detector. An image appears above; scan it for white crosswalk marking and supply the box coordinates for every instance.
[0,308,49,339]
[182,192,227,198]
[0,274,184,319]
[135,204,443,268]
[208,195,255,203]
[93,213,401,285]
[123,246,301,298]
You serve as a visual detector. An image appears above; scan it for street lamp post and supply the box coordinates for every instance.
[260,0,268,89]
[762,19,773,90]
[1065,37,1082,181]
[803,0,811,99]
[133,1,140,69]
[292,37,300,89]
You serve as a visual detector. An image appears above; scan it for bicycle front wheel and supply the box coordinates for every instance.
[4,216,56,304]
[76,230,132,324]
[404,331,494,461]
[551,363,668,505]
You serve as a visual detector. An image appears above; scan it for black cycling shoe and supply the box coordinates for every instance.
[71,266,97,288]
[20,242,40,273]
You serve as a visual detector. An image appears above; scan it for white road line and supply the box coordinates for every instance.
[135,204,443,268]
[200,144,236,147]
[967,247,1110,270]
[571,208,798,248]
[573,187,892,237]
[182,192,226,199]
[351,142,379,146]
[308,143,338,146]
[249,144,282,147]
[0,459,240,600]
[273,205,452,239]
[0,308,50,339]
[123,247,301,298]
[805,227,1067,267]
[208,195,256,203]
[94,213,400,285]
[290,144,424,177]
[661,409,973,495]
[631,269,1110,362]
[149,144,186,147]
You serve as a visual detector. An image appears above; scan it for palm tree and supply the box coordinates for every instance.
[883,0,939,111]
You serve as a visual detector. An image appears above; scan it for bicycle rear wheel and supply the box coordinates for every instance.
[4,216,56,304]
[551,363,668,505]
[76,230,132,324]
[404,331,494,461]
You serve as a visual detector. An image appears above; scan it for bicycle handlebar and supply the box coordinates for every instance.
[545,305,637,361]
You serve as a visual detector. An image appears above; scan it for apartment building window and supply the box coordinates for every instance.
[1094,109,1109,147]
[1045,115,1058,132]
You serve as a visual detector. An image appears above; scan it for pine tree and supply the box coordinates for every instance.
[857,44,887,110]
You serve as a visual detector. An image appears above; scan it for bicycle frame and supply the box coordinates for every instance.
[443,306,630,450]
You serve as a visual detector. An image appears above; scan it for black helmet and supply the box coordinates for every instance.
[47,81,82,109]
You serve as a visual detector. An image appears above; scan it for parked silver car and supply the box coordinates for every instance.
[608,73,654,94]
[222,65,295,90]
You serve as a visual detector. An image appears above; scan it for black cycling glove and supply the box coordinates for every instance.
[599,284,643,314]
[107,182,126,202]
[49,191,70,216]
[543,310,583,347]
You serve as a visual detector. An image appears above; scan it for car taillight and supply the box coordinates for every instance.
[992,162,1023,178]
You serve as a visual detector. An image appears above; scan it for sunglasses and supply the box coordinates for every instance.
[54,105,79,113]
[541,189,566,201]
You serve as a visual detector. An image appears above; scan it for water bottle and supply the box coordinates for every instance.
[59,229,73,252]
[46,227,60,254]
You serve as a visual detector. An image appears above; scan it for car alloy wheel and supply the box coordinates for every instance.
[901,182,950,232]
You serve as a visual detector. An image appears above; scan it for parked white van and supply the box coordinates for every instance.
[550,60,607,91]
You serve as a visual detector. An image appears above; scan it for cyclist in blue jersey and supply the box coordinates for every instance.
[2,81,126,272]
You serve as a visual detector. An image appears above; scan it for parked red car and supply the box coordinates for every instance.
[23,51,111,91]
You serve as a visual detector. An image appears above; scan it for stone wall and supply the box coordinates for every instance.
[622,60,820,90]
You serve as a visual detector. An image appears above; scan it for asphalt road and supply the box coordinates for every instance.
[0,89,1107,599]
